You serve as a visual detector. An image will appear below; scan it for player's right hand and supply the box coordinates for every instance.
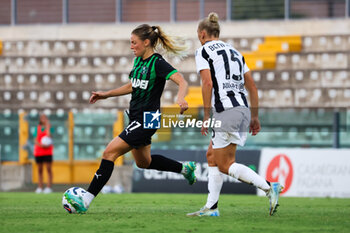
[89,91,107,104]
[177,99,188,114]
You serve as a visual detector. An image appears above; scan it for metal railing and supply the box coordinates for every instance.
[0,108,348,161]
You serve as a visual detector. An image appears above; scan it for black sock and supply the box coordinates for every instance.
[147,154,182,173]
[87,159,114,196]
[210,201,218,210]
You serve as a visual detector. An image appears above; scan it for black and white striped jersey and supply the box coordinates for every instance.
[195,40,250,113]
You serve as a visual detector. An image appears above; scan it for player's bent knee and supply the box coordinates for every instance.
[135,160,150,169]
[206,153,216,166]
[217,164,230,175]
[102,150,121,162]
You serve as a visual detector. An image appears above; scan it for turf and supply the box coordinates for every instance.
[0,192,349,233]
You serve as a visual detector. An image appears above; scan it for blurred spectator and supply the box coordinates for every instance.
[33,114,54,194]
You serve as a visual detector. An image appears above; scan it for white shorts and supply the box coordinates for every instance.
[211,107,251,149]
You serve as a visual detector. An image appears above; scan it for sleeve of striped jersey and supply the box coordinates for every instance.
[155,58,177,80]
[195,47,210,74]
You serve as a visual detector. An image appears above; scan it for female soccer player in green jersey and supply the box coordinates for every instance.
[64,24,196,213]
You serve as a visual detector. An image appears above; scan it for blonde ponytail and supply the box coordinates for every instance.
[132,24,187,57]
[153,26,187,56]
[198,12,220,37]
[208,12,219,23]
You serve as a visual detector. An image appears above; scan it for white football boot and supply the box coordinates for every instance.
[267,182,284,216]
[187,206,220,217]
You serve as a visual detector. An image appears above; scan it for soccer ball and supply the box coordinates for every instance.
[62,187,87,214]
[41,136,52,146]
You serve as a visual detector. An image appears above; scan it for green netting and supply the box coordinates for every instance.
[0,113,19,161]
[152,108,348,150]
[0,109,347,161]
[73,113,116,160]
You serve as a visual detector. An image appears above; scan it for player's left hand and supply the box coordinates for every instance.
[177,99,188,114]
[201,125,209,136]
[201,115,210,136]
[249,117,261,136]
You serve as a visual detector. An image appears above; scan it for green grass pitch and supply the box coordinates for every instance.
[0,192,349,233]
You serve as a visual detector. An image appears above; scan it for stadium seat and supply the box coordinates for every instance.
[106,57,115,66]
[107,74,116,83]
[80,57,89,66]
[67,41,75,51]
[184,86,203,107]
[81,74,90,83]
[16,41,24,51]
[16,57,24,67]
[276,52,349,70]
[4,41,11,51]
[221,37,264,52]
[303,35,350,52]
[4,74,12,84]
[243,35,302,70]
[82,91,90,101]
[55,58,63,67]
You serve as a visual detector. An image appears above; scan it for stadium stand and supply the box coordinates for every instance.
[1,37,348,109]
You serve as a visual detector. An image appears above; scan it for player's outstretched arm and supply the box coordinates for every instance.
[244,71,261,136]
[89,82,133,104]
[169,72,188,114]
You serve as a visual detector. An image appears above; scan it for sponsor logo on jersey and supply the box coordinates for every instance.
[131,78,149,89]
[140,66,149,75]
[223,82,245,91]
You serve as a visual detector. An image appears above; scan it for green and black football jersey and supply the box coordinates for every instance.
[128,53,177,121]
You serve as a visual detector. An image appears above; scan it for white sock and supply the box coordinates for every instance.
[84,191,95,208]
[181,165,186,174]
[228,163,270,192]
[205,166,223,209]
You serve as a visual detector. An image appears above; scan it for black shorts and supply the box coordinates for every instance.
[34,155,53,163]
[119,120,157,149]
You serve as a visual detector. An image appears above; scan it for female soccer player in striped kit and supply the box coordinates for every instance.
[64,24,196,213]
[187,13,283,217]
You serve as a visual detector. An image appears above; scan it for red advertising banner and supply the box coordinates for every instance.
[258,149,350,198]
